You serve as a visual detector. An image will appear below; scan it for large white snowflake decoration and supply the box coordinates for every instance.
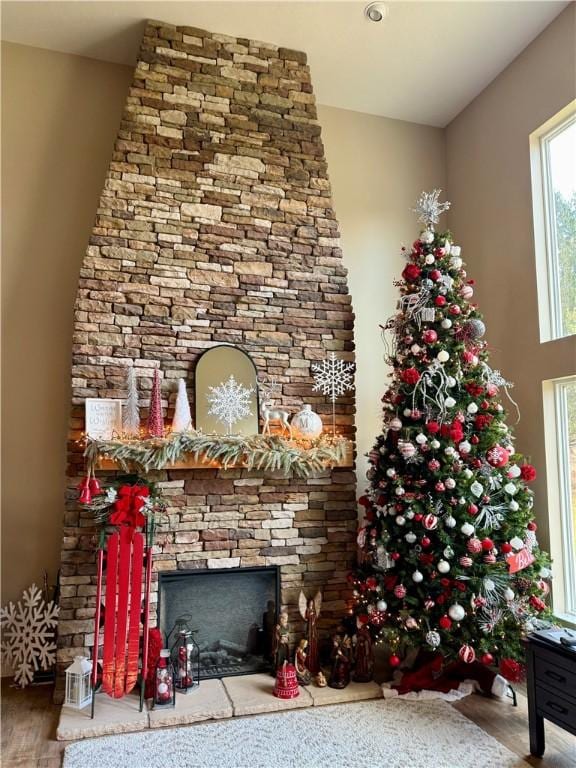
[1,584,59,687]
[412,189,451,228]
[206,374,254,434]
[312,352,355,434]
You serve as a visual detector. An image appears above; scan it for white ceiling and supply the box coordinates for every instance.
[1,1,569,126]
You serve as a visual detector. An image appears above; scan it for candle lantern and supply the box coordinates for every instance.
[64,655,92,710]
[153,649,175,708]
[170,629,200,694]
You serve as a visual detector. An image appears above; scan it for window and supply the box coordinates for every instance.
[543,377,576,620]
[531,104,576,342]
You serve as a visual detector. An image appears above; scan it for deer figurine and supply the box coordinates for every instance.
[260,397,292,438]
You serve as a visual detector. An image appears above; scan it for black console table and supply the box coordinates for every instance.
[525,630,576,757]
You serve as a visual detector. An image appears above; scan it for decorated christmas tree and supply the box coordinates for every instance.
[351,191,552,679]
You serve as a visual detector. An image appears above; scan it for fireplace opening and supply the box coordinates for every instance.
[158,566,279,679]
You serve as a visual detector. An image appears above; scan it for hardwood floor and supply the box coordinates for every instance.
[1,679,575,767]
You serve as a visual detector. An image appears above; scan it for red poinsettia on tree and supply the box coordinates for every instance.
[350,191,552,679]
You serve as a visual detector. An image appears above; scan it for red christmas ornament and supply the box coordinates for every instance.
[421,536,431,548]
[520,464,537,482]
[423,514,438,530]
[486,444,508,468]
[147,369,164,438]
[414,513,423,522]
[394,584,407,599]
[501,542,513,554]
[402,264,421,282]
[449,304,461,315]
[427,459,440,471]
[435,481,445,492]
[430,269,442,281]
[467,538,482,554]
[426,421,440,434]
[480,652,494,666]
[400,367,421,385]
[422,329,438,344]
[459,644,476,664]
[481,538,495,551]
[527,521,538,531]
[389,654,401,667]
[529,595,546,612]
[391,552,401,561]
[434,296,447,307]
[439,615,452,630]
[468,503,478,516]
[486,384,498,397]
[459,556,473,568]
[500,658,524,682]
[366,576,378,589]
[483,553,496,564]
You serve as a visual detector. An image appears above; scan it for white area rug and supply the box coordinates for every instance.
[63,699,528,768]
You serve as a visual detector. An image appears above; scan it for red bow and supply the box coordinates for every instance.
[109,485,149,529]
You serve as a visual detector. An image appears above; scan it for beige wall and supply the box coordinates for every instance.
[446,3,576,555]
[1,42,445,604]
[1,43,133,604]
[319,106,446,488]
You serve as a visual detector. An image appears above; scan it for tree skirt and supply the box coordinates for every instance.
[63,699,529,768]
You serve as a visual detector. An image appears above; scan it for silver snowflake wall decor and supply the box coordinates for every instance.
[1,583,59,687]
[312,352,355,435]
[412,189,451,228]
[206,374,255,434]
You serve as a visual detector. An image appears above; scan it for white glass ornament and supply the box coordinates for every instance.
[461,522,475,536]
[395,515,406,526]
[496,404,504,412]
[444,397,456,408]
[403,408,412,417]
[406,510,415,520]
[415,433,427,445]
[426,630,441,648]
[504,588,515,602]
[463,468,473,479]
[430,439,440,449]
[395,487,405,496]
[386,468,396,478]
[412,570,424,583]
[449,604,466,622]
[405,532,417,543]
[411,344,421,354]
[420,230,434,244]
[424,254,435,265]
[437,350,450,363]
[445,515,457,528]
[508,465,521,478]
[291,404,323,439]
[470,481,484,497]
[445,478,456,489]
[467,403,479,414]
[376,599,387,612]
[444,446,456,456]
[443,546,454,559]
[389,417,403,431]
[458,440,471,454]
[65,656,92,710]
[458,497,466,505]
[509,500,519,511]
[451,246,462,257]
[540,567,551,579]
[437,560,450,574]
[510,536,524,550]
[398,440,417,459]
[441,318,453,330]
[504,483,518,495]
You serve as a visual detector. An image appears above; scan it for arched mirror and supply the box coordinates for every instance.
[195,345,259,435]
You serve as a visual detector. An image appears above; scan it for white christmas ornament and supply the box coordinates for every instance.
[389,417,403,431]
[448,603,466,622]
[470,481,484,497]
[415,433,427,445]
[510,536,524,550]
[461,522,475,536]
[509,500,519,512]
[376,599,388,612]
[411,344,421,354]
[508,465,521,478]
[412,570,424,583]
[426,630,441,648]
[463,468,473,479]
[446,377,456,388]
[444,397,456,408]
[451,246,462,257]
[1,584,59,687]
[172,378,192,432]
[405,532,417,543]
[504,483,518,496]
[420,230,434,244]
[291,404,323,439]
[467,403,479,414]
[424,254,435,265]
[207,374,254,434]
[395,515,406,526]
[444,446,456,457]
[504,588,515,602]
[437,350,450,363]
[445,515,457,528]
[395,487,405,496]
[459,441,471,454]
[443,546,454,559]
[430,439,440,449]
[437,560,450,574]
[441,318,453,330]
[386,468,396,478]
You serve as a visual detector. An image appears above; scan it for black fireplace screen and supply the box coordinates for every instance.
[158,566,279,679]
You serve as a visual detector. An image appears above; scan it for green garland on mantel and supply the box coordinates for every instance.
[85,431,351,479]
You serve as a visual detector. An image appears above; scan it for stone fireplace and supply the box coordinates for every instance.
[58,19,357,693]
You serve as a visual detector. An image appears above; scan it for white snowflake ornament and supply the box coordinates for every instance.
[1,584,59,687]
[311,352,355,435]
[206,374,254,434]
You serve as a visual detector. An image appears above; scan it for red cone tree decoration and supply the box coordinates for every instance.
[147,369,164,438]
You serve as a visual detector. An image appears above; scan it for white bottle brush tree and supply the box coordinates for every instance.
[172,378,192,433]
[123,367,140,437]
[350,191,552,680]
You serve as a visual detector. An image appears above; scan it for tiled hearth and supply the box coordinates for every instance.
[57,675,383,741]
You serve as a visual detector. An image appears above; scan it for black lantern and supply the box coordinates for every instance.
[170,629,200,693]
[153,649,175,708]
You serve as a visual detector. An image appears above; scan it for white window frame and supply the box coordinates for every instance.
[530,102,576,343]
[543,376,576,623]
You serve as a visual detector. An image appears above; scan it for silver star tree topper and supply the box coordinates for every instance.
[206,374,254,434]
[413,189,451,228]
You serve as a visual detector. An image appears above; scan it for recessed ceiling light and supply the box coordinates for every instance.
[365,2,389,23]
